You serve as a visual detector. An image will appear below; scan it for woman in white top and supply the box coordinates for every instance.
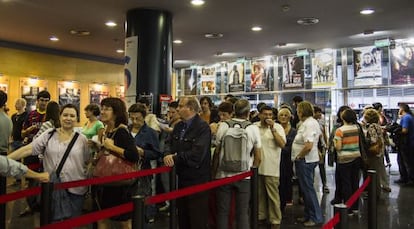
[291,101,323,227]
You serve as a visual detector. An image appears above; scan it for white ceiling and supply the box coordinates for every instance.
[0,0,413,67]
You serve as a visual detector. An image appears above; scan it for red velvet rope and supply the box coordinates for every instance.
[37,203,133,229]
[146,171,252,205]
[322,213,340,229]
[0,186,40,204]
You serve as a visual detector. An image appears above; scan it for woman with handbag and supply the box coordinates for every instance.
[363,108,390,194]
[32,104,89,220]
[94,97,139,228]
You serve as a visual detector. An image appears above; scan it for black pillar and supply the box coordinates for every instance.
[126,9,172,115]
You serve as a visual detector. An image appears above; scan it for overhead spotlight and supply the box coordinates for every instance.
[191,0,205,6]
[360,8,375,15]
[49,36,59,42]
[297,17,319,25]
[105,21,117,27]
[116,49,124,53]
[173,39,183,44]
[204,33,224,39]
[251,26,262,31]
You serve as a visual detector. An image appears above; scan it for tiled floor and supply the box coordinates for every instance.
[4,153,414,228]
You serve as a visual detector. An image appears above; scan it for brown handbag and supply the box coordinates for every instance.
[92,127,139,186]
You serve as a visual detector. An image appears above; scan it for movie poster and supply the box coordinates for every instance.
[391,44,414,85]
[250,60,270,92]
[228,62,245,93]
[184,68,197,95]
[58,81,80,113]
[89,84,109,105]
[20,78,48,112]
[0,84,8,93]
[312,51,336,88]
[115,85,125,100]
[282,56,305,89]
[353,46,382,86]
[200,66,216,95]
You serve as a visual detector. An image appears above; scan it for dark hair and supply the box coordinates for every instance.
[256,102,266,112]
[227,97,238,105]
[168,101,179,109]
[340,109,357,124]
[137,97,150,107]
[101,97,128,126]
[37,90,50,100]
[200,96,213,108]
[336,105,351,123]
[128,103,147,117]
[313,106,323,113]
[259,105,273,113]
[60,103,79,120]
[218,101,233,114]
[399,103,413,115]
[372,102,383,111]
[85,103,101,116]
[0,90,7,107]
[45,101,61,128]
[292,95,303,103]
[234,99,251,117]
[224,94,234,101]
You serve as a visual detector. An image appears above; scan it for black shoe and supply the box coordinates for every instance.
[19,208,33,217]
[330,199,341,205]
[394,179,409,184]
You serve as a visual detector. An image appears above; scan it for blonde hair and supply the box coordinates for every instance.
[278,107,292,117]
[297,101,314,118]
[15,98,26,107]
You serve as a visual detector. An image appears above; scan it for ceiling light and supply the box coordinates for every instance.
[105,21,117,27]
[204,33,223,39]
[191,0,205,6]
[49,36,59,42]
[116,49,124,53]
[69,29,91,36]
[173,39,183,44]
[297,17,319,25]
[251,26,262,31]
[360,8,375,15]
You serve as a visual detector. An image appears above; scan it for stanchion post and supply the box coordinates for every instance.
[40,182,53,226]
[367,170,377,229]
[250,167,258,229]
[132,195,145,229]
[334,203,348,229]
[169,166,177,229]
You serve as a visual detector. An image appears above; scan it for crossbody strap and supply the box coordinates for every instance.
[56,132,80,177]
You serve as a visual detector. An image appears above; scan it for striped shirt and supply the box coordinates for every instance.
[334,124,361,163]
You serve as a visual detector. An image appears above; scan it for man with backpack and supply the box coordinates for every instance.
[213,99,262,229]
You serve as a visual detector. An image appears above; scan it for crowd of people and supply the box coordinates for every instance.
[1,89,414,228]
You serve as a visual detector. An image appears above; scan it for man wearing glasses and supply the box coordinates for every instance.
[19,90,50,217]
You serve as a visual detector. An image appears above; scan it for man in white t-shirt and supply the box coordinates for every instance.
[213,99,261,229]
[255,105,286,228]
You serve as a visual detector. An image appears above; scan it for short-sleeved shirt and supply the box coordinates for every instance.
[334,124,361,163]
[11,111,27,142]
[400,114,414,147]
[0,155,28,178]
[292,117,321,163]
[215,118,262,179]
[32,129,89,195]
[255,121,286,177]
[0,112,12,153]
[81,120,104,139]
[23,109,45,142]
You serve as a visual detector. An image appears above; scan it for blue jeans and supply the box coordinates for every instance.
[295,159,323,223]
[216,179,250,229]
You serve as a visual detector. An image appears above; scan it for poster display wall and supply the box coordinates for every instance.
[0,77,8,93]
[391,44,414,85]
[58,81,80,113]
[312,51,336,88]
[115,85,125,100]
[200,66,216,95]
[282,56,305,89]
[20,78,48,112]
[228,62,245,93]
[353,46,382,86]
[89,84,109,105]
[250,60,270,92]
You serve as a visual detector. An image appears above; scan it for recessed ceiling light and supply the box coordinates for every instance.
[116,49,124,53]
[173,39,183,44]
[105,21,117,27]
[191,0,205,6]
[69,29,91,36]
[49,36,59,42]
[297,17,319,25]
[251,26,262,31]
[204,33,224,39]
[360,8,375,15]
